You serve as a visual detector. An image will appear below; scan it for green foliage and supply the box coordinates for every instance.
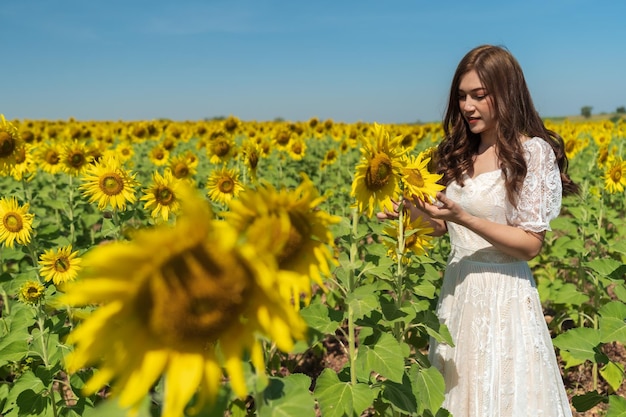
[1,119,624,416]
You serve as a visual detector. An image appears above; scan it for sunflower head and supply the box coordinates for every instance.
[351,123,408,217]
[61,185,306,415]
[383,213,434,264]
[80,155,138,211]
[0,197,34,248]
[141,169,183,222]
[604,157,626,194]
[18,280,45,305]
[400,152,445,203]
[39,245,82,287]
[206,167,244,206]
[61,140,93,176]
[0,114,25,169]
[224,174,340,297]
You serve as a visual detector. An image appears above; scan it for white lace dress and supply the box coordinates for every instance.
[428,137,573,417]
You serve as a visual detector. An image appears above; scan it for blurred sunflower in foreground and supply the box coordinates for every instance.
[61,186,307,417]
[0,196,34,248]
[351,123,408,218]
[224,174,340,304]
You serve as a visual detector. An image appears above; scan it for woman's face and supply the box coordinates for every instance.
[458,70,496,140]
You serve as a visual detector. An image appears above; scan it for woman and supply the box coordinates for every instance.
[383,45,578,416]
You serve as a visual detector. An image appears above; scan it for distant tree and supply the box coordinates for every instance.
[617,106,626,114]
[581,106,593,118]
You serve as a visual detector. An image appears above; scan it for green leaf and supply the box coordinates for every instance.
[0,327,30,366]
[2,371,47,416]
[552,327,602,362]
[411,365,446,414]
[559,349,586,369]
[584,258,625,279]
[606,394,626,417]
[416,310,454,346]
[314,369,377,417]
[356,332,405,383]
[599,301,626,344]
[549,282,589,306]
[299,303,344,335]
[259,374,315,417]
[380,374,417,414]
[613,284,626,303]
[572,391,608,412]
[82,396,153,417]
[600,361,625,393]
[346,285,380,321]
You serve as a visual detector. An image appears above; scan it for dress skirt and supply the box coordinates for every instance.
[428,257,573,417]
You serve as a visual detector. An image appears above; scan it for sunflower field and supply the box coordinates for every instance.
[0,114,625,417]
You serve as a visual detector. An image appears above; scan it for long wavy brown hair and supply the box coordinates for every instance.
[437,45,578,205]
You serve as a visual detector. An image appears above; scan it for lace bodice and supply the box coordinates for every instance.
[445,137,562,263]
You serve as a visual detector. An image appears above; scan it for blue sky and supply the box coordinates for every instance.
[2,0,625,124]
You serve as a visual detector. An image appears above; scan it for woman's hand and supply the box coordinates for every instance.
[414,192,466,225]
[376,194,450,236]
[375,199,401,221]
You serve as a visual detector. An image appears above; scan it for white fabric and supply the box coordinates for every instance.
[428,137,572,416]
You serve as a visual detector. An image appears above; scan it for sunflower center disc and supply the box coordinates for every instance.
[365,153,392,191]
[3,213,23,232]
[0,132,16,157]
[140,244,252,345]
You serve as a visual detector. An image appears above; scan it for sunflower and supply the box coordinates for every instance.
[351,123,408,218]
[80,155,139,211]
[140,169,183,222]
[224,174,340,301]
[383,211,434,264]
[168,153,197,182]
[39,245,82,286]
[115,141,135,163]
[400,152,445,203]
[36,142,64,174]
[149,144,170,166]
[61,185,306,417]
[0,114,25,170]
[18,280,45,305]
[61,140,93,177]
[9,143,36,181]
[320,148,338,170]
[286,138,307,161]
[0,197,34,248]
[604,157,626,194]
[206,166,244,206]
[241,140,262,181]
[207,134,236,165]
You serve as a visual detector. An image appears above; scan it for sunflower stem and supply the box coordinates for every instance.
[21,177,33,205]
[67,175,76,244]
[35,304,60,417]
[112,209,122,240]
[347,207,359,386]
[26,242,40,275]
[394,202,406,342]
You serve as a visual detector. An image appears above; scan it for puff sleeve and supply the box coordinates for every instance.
[505,138,562,232]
